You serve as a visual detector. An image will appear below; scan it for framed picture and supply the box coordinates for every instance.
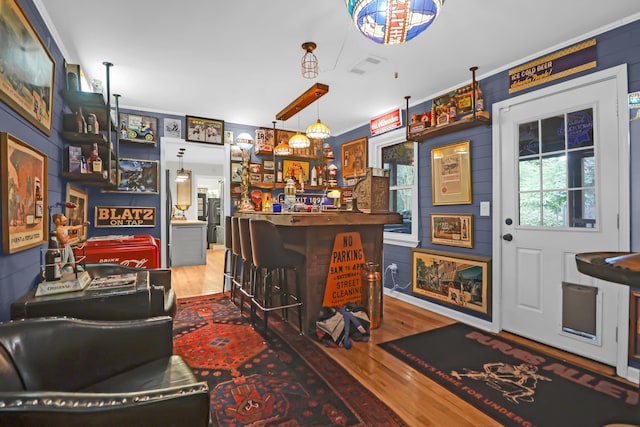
[224,130,234,144]
[120,113,158,145]
[249,163,261,174]
[262,159,275,171]
[66,184,88,241]
[1,132,48,253]
[163,117,182,138]
[412,248,491,319]
[185,115,224,144]
[250,173,261,184]
[341,137,368,185]
[430,213,473,248]
[0,0,55,136]
[231,162,243,183]
[111,158,159,193]
[431,140,472,205]
[254,127,275,155]
[262,172,275,184]
[230,144,243,162]
[283,159,310,183]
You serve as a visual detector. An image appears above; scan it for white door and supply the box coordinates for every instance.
[497,67,629,366]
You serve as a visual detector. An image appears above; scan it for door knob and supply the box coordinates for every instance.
[502,233,513,241]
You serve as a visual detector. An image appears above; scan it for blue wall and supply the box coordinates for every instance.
[1,1,640,324]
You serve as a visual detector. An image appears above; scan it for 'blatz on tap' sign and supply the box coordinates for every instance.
[94,206,156,228]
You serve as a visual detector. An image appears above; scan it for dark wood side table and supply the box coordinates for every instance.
[10,271,162,321]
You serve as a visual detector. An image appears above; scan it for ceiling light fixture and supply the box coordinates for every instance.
[175,148,189,182]
[301,42,318,79]
[276,83,329,121]
[345,0,445,45]
[306,101,331,140]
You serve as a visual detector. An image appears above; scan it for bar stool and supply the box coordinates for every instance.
[230,217,243,307]
[249,219,305,337]
[222,216,234,293]
[237,217,255,316]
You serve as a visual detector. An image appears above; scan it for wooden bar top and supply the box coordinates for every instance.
[234,210,403,226]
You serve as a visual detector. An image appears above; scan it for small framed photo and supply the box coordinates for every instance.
[250,173,261,184]
[66,184,88,241]
[262,159,275,171]
[163,117,182,138]
[224,130,234,144]
[231,162,243,183]
[110,158,159,194]
[120,113,158,146]
[430,213,473,248]
[249,163,261,174]
[185,115,224,144]
[230,144,243,162]
[262,172,275,184]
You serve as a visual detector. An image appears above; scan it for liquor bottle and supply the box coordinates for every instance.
[45,232,62,281]
[120,120,127,139]
[476,83,485,112]
[80,156,88,173]
[86,113,99,134]
[276,161,283,183]
[449,97,457,122]
[91,143,102,174]
[311,164,318,186]
[76,107,87,133]
[34,177,43,220]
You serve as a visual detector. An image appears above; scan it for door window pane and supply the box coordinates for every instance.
[542,191,568,227]
[519,158,540,192]
[519,121,540,156]
[566,109,594,149]
[541,154,566,190]
[541,115,565,153]
[519,192,541,226]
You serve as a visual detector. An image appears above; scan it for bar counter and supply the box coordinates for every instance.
[234,210,402,333]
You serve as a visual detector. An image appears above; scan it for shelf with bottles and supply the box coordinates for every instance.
[60,90,115,131]
[408,113,491,143]
[61,141,116,187]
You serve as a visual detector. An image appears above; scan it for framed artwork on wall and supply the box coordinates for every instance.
[185,115,224,144]
[107,158,159,194]
[341,137,368,186]
[163,117,182,138]
[1,132,48,253]
[65,184,88,241]
[283,159,310,183]
[430,213,473,248]
[431,140,472,205]
[412,248,491,319]
[0,0,55,136]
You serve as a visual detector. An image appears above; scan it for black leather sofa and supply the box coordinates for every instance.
[0,316,209,426]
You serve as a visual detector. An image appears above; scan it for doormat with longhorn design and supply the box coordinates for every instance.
[379,323,639,427]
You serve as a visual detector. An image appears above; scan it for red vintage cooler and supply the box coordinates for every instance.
[75,235,161,268]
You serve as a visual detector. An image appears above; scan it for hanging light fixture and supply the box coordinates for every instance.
[288,113,310,149]
[301,42,318,79]
[273,120,293,156]
[345,0,445,45]
[175,148,189,182]
[306,100,331,140]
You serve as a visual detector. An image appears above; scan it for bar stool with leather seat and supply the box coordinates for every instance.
[222,216,235,293]
[230,217,243,307]
[236,217,256,316]
[249,219,305,337]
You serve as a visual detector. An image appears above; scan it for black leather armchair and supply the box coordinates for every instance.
[0,316,210,426]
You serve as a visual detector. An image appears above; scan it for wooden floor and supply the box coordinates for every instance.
[171,249,632,426]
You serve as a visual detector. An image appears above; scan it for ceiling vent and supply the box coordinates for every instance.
[350,55,385,75]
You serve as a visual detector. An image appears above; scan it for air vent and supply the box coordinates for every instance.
[349,55,386,75]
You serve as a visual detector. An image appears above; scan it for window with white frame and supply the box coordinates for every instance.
[371,128,419,246]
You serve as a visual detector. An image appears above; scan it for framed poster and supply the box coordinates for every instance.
[66,184,88,241]
[120,113,158,145]
[163,117,182,138]
[230,144,243,162]
[341,137,368,185]
[254,127,274,154]
[0,0,55,136]
[185,115,224,144]
[283,159,310,183]
[430,213,473,248]
[111,158,159,193]
[231,162,243,183]
[1,132,48,253]
[431,140,472,205]
[412,248,491,318]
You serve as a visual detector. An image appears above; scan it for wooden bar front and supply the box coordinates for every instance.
[235,211,402,333]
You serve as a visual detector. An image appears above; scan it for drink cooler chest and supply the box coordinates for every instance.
[74,235,161,268]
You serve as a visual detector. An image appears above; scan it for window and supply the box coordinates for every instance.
[371,128,419,246]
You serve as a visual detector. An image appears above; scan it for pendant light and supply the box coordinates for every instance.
[301,42,318,79]
[345,0,445,45]
[274,120,293,156]
[288,114,310,149]
[175,148,189,182]
[306,101,331,140]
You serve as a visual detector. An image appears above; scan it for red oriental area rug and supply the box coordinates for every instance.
[173,293,407,427]
[379,323,639,427]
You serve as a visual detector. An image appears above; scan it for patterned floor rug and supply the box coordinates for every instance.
[379,323,639,427]
[173,293,407,427]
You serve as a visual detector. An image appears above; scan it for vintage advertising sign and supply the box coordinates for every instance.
[94,206,156,227]
[323,232,366,307]
[370,108,402,136]
[509,38,596,94]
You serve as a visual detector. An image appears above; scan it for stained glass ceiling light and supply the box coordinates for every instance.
[289,132,311,149]
[306,101,331,140]
[345,0,445,45]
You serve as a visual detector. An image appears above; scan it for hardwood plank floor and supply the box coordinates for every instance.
[171,249,634,426]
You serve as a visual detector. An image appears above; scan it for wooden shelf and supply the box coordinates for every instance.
[61,171,116,188]
[60,132,109,146]
[60,90,115,129]
[409,115,491,143]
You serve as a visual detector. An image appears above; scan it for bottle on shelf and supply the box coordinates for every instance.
[120,120,127,139]
[475,83,485,112]
[80,156,88,173]
[86,113,99,134]
[91,142,102,174]
[311,164,318,186]
[44,232,62,281]
[75,107,87,133]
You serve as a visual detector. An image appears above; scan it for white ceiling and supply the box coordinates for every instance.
[36,1,640,149]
